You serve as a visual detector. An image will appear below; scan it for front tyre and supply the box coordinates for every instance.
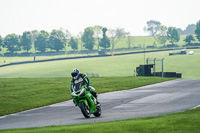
[93,105,101,117]
[80,101,90,118]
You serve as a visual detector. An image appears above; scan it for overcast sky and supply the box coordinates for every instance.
[0,0,200,37]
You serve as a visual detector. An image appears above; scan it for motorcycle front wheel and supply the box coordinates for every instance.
[80,101,90,118]
[93,105,101,117]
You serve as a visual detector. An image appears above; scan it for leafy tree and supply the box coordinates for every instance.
[65,30,71,40]
[81,27,95,50]
[107,29,116,51]
[3,34,20,53]
[108,27,128,51]
[65,29,71,52]
[156,26,168,47]
[184,34,195,44]
[68,37,78,51]
[0,35,3,51]
[31,30,39,52]
[99,28,110,49]
[167,27,180,44]
[178,24,196,35]
[48,29,67,52]
[144,20,161,36]
[195,20,200,42]
[126,33,132,49]
[34,30,49,53]
[77,32,83,50]
[185,24,196,35]
[21,31,32,52]
[115,28,128,38]
[92,25,103,50]
[177,28,185,35]
[31,30,38,42]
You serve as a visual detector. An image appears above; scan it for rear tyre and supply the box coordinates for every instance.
[93,105,101,117]
[80,101,90,118]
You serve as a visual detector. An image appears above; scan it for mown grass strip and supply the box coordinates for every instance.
[1,106,199,133]
[0,77,174,116]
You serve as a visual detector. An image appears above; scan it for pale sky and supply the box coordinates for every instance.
[0,0,200,37]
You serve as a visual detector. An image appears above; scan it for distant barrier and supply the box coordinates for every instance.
[86,73,99,77]
[0,54,110,67]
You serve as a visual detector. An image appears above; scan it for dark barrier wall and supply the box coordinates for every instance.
[0,54,111,67]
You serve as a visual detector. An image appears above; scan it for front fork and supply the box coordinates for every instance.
[78,96,97,114]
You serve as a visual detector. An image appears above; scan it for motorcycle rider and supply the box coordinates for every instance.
[70,68,99,105]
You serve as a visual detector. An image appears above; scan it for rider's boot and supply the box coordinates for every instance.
[89,86,100,105]
[92,91,100,106]
[73,100,77,106]
[95,94,101,106]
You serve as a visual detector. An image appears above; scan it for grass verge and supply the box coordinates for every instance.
[1,106,199,132]
[0,77,174,116]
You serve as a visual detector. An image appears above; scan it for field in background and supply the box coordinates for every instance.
[0,49,200,79]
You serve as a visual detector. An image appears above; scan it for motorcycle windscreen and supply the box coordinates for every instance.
[73,82,84,92]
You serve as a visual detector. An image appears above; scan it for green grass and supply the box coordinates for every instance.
[0,77,173,116]
[0,49,200,79]
[1,107,199,133]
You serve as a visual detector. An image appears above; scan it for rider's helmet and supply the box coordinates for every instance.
[71,68,80,79]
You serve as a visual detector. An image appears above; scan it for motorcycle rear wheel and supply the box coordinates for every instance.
[80,101,91,118]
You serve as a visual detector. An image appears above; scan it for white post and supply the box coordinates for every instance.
[162,58,164,77]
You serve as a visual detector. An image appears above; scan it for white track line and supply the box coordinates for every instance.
[192,104,200,109]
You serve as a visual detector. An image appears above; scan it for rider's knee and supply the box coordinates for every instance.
[91,91,97,97]
[88,86,95,91]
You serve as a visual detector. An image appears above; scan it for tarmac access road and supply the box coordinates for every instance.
[0,79,200,130]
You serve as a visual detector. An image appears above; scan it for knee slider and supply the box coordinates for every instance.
[91,91,97,97]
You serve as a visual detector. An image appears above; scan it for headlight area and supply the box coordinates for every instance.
[71,92,77,97]
[71,89,85,97]
[79,89,85,96]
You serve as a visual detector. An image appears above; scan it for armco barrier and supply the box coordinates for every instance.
[0,54,111,67]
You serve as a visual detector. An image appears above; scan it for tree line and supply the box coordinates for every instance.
[0,20,200,54]
[0,26,128,54]
[144,20,200,47]
[0,30,67,53]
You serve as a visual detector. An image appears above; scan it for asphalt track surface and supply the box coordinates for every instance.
[0,79,200,130]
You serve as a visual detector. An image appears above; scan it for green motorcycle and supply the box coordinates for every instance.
[70,82,101,118]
